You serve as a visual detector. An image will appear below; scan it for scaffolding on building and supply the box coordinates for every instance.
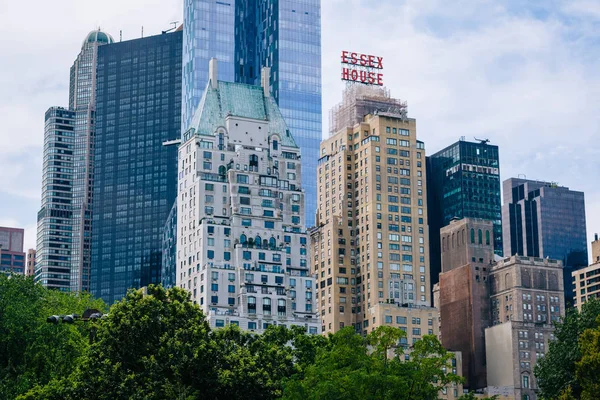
[329,85,408,136]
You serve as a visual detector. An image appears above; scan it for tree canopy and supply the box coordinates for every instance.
[534,299,600,399]
[3,278,464,399]
[0,274,105,399]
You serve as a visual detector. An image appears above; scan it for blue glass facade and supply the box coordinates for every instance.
[502,178,588,306]
[427,140,502,287]
[183,0,321,226]
[91,31,182,304]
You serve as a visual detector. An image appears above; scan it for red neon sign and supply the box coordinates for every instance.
[341,51,384,86]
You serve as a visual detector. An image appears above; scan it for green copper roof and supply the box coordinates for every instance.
[189,81,297,148]
[82,29,114,49]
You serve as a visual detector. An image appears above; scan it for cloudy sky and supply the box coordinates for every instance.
[0,0,598,259]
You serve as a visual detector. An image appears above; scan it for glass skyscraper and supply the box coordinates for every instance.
[91,30,182,304]
[427,139,502,287]
[502,178,587,306]
[36,108,75,290]
[182,0,321,226]
[70,29,115,292]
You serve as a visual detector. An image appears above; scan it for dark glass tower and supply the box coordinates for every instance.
[427,139,502,287]
[91,30,182,303]
[36,108,75,290]
[70,29,115,292]
[502,178,587,306]
[182,0,321,226]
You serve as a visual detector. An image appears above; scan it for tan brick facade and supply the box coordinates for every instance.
[311,99,434,336]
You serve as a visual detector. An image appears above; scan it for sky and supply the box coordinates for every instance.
[0,0,598,260]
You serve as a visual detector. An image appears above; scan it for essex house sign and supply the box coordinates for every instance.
[341,51,384,86]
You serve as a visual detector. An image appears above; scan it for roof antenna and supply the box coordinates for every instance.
[141,26,144,38]
[120,30,122,42]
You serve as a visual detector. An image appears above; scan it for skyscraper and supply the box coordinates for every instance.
[176,60,318,333]
[311,86,438,337]
[70,29,115,292]
[36,107,75,290]
[90,30,182,304]
[0,227,25,276]
[502,178,587,306]
[35,30,113,292]
[427,139,502,289]
[182,0,322,226]
[438,218,495,390]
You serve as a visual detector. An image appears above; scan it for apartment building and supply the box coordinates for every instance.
[311,86,436,338]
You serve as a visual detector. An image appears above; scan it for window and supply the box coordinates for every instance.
[396,316,407,324]
[522,375,530,389]
[237,174,249,184]
[486,230,490,245]
[471,228,475,244]
[248,321,257,330]
[242,219,251,227]
[264,221,275,229]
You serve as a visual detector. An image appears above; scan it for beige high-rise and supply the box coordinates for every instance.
[572,234,600,311]
[311,87,436,339]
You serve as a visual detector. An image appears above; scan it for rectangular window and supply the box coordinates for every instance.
[264,221,275,229]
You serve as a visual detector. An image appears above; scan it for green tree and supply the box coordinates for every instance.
[31,285,220,400]
[282,326,462,400]
[574,315,600,399]
[535,299,600,399]
[0,274,105,399]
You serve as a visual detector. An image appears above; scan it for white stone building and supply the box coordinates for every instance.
[176,60,319,334]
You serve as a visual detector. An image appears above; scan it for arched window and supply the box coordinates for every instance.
[471,229,475,244]
[247,296,256,314]
[218,165,226,176]
[522,374,530,389]
[486,230,490,245]
[263,239,269,249]
[505,273,511,289]
[263,297,271,315]
[255,236,262,248]
[452,233,455,248]
[240,234,247,244]
[442,237,446,251]
[478,229,483,245]
[522,269,531,288]
[462,229,465,245]
[269,237,276,250]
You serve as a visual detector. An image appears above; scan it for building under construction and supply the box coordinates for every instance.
[329,85,408,135]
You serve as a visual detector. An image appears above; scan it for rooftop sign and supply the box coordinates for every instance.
[341,51,383,86]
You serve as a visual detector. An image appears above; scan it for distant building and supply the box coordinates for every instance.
[90,30,182,304]
[487,255,565,400]
[427,139,502,290]
[70,29,115,292]
[182,0,322,226]
[36,29,114,292]
[161,201,178,289]
[572,234,600,311]
[502,178,587,306]
[176,60,318,333]
[311,85,437,336]
[438,218,494,390]
[36,107,75,290]
[26,249,36,277]
[0,227,25,275]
